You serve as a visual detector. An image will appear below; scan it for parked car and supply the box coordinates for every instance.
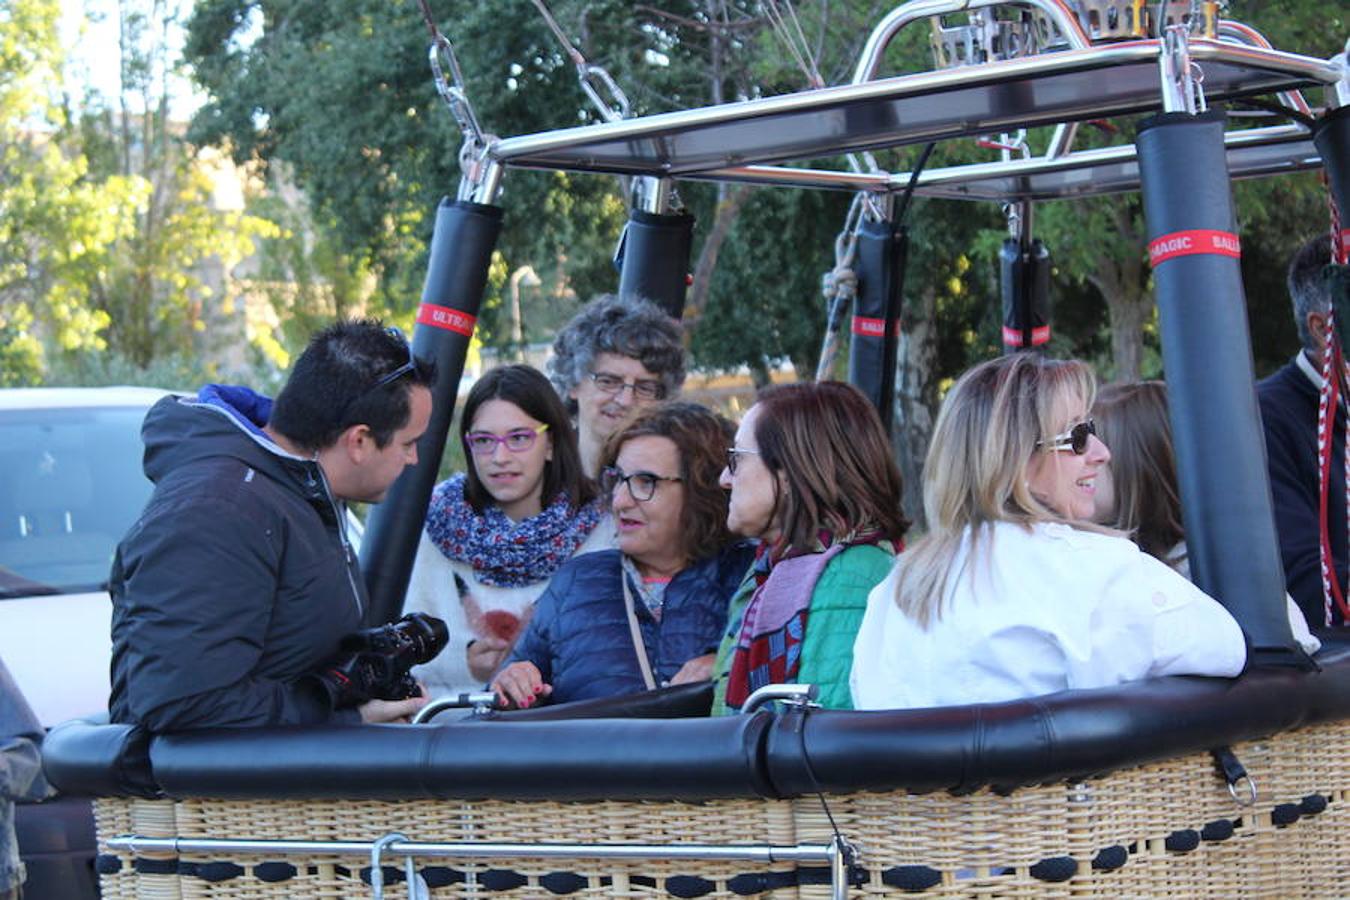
[0,387,168,727]
[1,386,169,900]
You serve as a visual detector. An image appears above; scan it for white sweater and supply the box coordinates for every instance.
[405,517,615,696]
[850,521,1254,711]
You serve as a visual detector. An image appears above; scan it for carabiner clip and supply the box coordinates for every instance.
[578,63,631,123]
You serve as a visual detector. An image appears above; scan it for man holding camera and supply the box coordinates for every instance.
[109,320,435,731]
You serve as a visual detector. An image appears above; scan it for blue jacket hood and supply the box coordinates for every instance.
[141,384,306,487]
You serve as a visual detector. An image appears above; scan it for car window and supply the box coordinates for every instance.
[0,406,152,598]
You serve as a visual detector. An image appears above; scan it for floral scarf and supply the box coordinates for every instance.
[425,474,605,588]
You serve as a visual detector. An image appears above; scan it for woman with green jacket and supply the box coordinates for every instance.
[711,382,909,714]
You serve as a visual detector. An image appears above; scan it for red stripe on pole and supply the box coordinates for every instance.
[416,303,477,337]
[1002,325,1051,347]
[851,316,900,337]
[1337,229,1350,261]
[1147,229,1241,267]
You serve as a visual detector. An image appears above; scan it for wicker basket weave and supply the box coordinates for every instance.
[95,719,1350,898]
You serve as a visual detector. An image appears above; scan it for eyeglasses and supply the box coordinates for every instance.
[464,423,549,456]
[341,327,417,418]
[600,466,682,502]
[1037,418,1097,455]
[589,372,666,402]
[725,447,761,475]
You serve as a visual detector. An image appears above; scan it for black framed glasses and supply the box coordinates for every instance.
[725,447,761,475]
[464,423,549,456]
[589,371,666,401]
[340,327,416,418]
[600,466,682,502]
[1037,418,1097,455]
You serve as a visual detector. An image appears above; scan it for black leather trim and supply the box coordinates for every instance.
[42,720,158,798]
[40,643,1350,802]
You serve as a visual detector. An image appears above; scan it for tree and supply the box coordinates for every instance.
[0,0,282,386]
[0,0,140,384]
[72,0,279,375]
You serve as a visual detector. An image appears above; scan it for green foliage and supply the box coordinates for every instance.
[180,0,1345,387]
[1,0,289,386]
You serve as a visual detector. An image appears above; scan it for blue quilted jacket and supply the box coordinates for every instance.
[507,544,754,704]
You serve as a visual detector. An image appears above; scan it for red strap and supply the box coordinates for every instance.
[1146,229,1241,267]
[416,303,477,337]
[851,315,901,337]
[1001,325,1051,347]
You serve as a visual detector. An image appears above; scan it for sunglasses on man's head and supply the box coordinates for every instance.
[339,327,417,420]
[1037,418,1097,455]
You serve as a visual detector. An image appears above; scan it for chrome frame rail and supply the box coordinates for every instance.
[488,40,1338,177]
[106,833,856,900]
[669,122,1316,198]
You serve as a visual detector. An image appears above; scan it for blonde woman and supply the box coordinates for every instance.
[850,354,1247,711]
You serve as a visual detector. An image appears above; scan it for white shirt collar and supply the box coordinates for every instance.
[1295,350,1324,391]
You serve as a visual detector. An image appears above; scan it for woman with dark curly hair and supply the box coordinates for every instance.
[711,382,909,714]
[547,294,686,477]
[492,402,753,708]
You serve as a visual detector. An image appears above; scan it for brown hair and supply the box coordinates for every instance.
[753,381,909,554]
[1092,381,1185,563]
[600,401,736,563]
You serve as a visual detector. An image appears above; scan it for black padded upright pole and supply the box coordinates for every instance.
[847,217,908,433]
[615,209,694,319]
[1314,105,1350,257]
[1137,110,1300,663]
[1000,237,1052,353]
[360,198,503,625]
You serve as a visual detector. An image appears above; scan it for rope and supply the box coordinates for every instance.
[414,0,439,40]
[1319,181,1350,626]
[529,0,587,66]
[762,0,824,89]
[815,195,866,380]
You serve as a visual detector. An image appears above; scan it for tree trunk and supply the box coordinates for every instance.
[893,283,939,532]
[686,185,751,323]
[1103,286,1150,383]
[1089,199,1150,382]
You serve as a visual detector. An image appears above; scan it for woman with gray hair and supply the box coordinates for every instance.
[548,295,686,477]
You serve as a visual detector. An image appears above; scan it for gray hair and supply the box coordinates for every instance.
[547,294,686,406]
[1289,234,1332,354]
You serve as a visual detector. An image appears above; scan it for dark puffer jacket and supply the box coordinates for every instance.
[109,385,366,731]
[507,545,754,704]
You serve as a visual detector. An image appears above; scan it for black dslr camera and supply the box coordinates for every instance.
[309,612,449,709]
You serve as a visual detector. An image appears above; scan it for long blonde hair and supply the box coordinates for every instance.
[894,354,1100,627]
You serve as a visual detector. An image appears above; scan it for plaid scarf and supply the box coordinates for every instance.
[425,474,604,588]
[723,542,841,709]
[724,530,894,710]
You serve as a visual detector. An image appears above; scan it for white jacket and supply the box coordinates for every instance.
[405,518,615,696]
[850,521,1259,711]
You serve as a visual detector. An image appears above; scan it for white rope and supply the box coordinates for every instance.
[761,0,824,89]
[815,194,867,380]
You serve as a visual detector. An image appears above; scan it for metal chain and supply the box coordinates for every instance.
[414,0,496,188]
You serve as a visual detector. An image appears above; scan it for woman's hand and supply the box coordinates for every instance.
[491,661,553,709]
[467,636,513,683]
[669,653,716,686]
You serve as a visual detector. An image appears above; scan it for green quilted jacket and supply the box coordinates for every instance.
[710,543,896,715]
